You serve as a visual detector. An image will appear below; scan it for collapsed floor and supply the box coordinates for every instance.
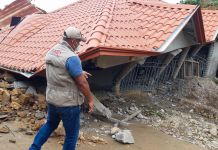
[0,74,217,150]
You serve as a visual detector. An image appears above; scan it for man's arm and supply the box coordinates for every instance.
[74,74,94,112]
[65,56,94,112]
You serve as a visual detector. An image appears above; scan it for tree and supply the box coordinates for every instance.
[180,0,218,9]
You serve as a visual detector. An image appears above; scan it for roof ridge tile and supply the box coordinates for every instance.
[86,0,116,50]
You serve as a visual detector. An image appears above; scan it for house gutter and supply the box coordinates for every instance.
[157,5,202,53]
[0,66,34,78]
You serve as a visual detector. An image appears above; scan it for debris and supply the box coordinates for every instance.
[32,119,45,131]
[2,90,10,104]
[0,81,10,88]
[18,93,32,105]
[0,125,10,133]
[9,139,16,143]
[88,136,107,144]
[25,130,34,135]
[35,110,45,120]
[78,132,85,143]
[122,110,141,122]
[110,127,121,135]
[114,130,135,144]
[10,102,21,110]
[0,115,8,119]
[92,94,112,118]
[210,126,217,137]
[17,111,27,118]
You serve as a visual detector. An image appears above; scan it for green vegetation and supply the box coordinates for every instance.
[180,0,218,9]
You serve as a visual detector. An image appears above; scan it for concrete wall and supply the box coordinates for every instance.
[205,41,218,78]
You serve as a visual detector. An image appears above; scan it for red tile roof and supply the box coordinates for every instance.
[202,10,218,42]
[0,0,45,29]
[0,0,205,76]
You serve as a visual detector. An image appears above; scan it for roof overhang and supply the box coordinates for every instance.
[157,5,206,53]
[79,46,160,61]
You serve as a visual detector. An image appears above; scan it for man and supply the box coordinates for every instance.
[29,27,94,150]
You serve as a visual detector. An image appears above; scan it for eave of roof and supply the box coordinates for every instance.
[79,46,160,61]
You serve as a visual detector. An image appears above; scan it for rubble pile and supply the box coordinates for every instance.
[0,78,47,133]
[96,88,218,150]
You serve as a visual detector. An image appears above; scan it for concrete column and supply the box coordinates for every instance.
[149,49,182,86]
[113,61,138,96]
[173,47,190,79]
[205,42,218,78]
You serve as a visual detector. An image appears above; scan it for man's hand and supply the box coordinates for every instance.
[83,71,92,79]
[88,99,94,113]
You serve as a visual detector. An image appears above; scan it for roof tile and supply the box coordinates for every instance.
[202,10,218,42]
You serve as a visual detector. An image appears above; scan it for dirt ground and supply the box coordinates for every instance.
[0,121,207,150]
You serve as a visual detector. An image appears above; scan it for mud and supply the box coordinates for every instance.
[0,121,207,150]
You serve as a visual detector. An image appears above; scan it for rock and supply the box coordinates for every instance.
[10,89,24,96]
[137,113,146,119]
[114,130,135,144]
[10,96,19,103]
[2,90,10,104]
[17,111,27,118]
[35,110,45,120]
[210,126,217,137]
[0,126,10,133]
[26,86,37,96]
[18,93,32,105]
[0,81,10,88]
[9,139,16,143]
[110,127,120,135]
[88,136,107,144]
[25,130,34,135]
[32,104,38,110]
[36,94,46,110]
[30,118,35,124]
[10,102,21,110]
[32,119,45,131]
[211,141,218,148]
[78,131,86,143]
[0,115,8,119]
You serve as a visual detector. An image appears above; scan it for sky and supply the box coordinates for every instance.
[0,0,181,12]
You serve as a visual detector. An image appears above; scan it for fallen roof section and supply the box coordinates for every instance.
[202,10,218,42]
[0,0,46,29]
[0,0,205,77]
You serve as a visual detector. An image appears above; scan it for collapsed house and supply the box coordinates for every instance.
[0,0,217,95]
[0,0,46,29]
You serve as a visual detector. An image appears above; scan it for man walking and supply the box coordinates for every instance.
[29,26,94,150]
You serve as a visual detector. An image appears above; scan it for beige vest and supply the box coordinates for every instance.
[45,40,84,107]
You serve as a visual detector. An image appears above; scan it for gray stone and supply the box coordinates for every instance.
[210,126,217,136]
[35,111,45,120]
[26,86,37,96]
[115,130,135,144]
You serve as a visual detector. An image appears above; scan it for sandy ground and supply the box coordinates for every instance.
[0,121,207,150]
